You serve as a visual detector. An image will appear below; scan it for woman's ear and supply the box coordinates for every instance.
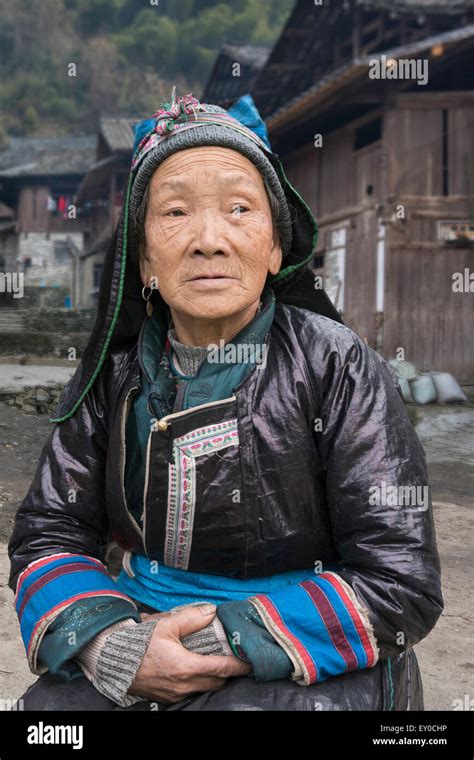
[139,245,151,286]
[268,235,283,276]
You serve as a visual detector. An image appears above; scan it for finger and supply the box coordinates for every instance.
[140,611,172,622]
[180,675,229,695]
[136,673,227,704]
[187,651,252,678]
[139,678,227,705]
[167,604,218,638]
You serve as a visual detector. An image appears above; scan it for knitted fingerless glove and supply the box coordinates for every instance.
[168,601,234,656]
[76,619,157,708]
[76,602,234,708]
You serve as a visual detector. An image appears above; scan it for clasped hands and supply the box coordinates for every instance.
[129,600,293,704]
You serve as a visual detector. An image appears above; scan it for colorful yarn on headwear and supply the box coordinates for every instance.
[151,90,204,135]
[131,88,272,173]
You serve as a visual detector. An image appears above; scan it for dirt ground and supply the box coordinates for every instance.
[0,401,473,710]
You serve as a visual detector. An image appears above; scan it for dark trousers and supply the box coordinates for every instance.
[18,602,424,711]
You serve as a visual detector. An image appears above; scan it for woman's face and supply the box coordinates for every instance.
[138,146,283,322]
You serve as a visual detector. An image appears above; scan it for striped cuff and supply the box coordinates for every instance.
[15,552,139,674]
[93,620,158,708]
[248,571,379,686]
[75,618,138,682]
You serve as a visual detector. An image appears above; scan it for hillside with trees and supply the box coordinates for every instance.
[0,0,292,141]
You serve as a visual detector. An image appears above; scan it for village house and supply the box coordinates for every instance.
[202,44,270,103]
[204,0,474,385]
[73,115,146,309]
[0,136,96,316]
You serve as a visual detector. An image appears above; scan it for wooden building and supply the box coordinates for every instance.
[204,0,474,384]
[74,115,146,308]
[0,136,96,308]
[202,44,269,103]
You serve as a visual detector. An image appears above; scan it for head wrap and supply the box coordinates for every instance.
[128,87,293,259]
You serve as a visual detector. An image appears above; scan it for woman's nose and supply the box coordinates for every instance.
[192,210,230,256]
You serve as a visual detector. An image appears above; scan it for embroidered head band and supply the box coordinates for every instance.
[131,87,271,172]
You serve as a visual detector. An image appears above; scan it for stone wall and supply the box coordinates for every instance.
[17,232,84,289]
[0,332,92,356]
[1,383,65,415]
[23,308,96,333]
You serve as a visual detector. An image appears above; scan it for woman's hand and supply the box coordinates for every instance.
[128,604,251,703]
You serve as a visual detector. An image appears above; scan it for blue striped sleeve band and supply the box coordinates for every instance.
[249,571,379,685]
[14,552,139,674]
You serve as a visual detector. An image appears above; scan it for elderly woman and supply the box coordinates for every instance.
[9,90,443,711]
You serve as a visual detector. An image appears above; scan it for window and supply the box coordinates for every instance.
[442,109,449,197]
[93,263,103,290]
[53,240,70,264]
[354,118,382,151]
[324,226,346,312]
[376,222,385,313]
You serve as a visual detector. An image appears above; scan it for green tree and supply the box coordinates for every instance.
[75,0,124,34]
[113,10,178,73]
[23,106,39,132]
[157,0,195,22]
[0,0,294,136]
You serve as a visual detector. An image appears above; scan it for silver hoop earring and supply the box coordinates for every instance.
[142,285,154,317]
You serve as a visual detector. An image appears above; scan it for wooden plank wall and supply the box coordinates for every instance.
[383,98,474,380]
[355,143,381,205]
[318,130,354,216]
[17,186,50,232]
[385,107,443,196]
[283,131,381,342]
[384,245,474,382]
[280,98,474,379]
[449,108,474,196]
[344,208,379,346]
[282,142,319,212]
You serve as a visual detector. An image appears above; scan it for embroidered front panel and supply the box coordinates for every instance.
[164,419,239,569]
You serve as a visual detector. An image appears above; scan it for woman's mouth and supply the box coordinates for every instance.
[186,275,236,288]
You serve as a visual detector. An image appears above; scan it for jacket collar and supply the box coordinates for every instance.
[139,284,276,412]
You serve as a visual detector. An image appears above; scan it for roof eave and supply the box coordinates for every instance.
[266,24,474,135]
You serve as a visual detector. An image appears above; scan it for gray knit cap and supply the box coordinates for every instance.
[128,102,293,258]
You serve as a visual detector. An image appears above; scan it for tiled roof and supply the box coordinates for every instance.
[99,115,147,152]
[266,24,474,130]
[0,136,96,177]
[220,44,270,69]
[202,45,270,103]
[365,0,473,12]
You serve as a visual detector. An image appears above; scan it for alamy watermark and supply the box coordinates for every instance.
[27,722,83,750]
[0,272,24,298]
[452,268,474,292]
[207,340,268,369]
[0,697,24,711]
[369,55,429,86]
[369,481,429,511]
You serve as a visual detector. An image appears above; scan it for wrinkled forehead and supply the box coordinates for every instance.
[148,146,266,193]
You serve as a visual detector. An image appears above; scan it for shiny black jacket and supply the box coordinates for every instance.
[8,300,443,665]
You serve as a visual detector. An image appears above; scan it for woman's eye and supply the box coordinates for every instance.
[232,205,249,216]
[166,209,185,217]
